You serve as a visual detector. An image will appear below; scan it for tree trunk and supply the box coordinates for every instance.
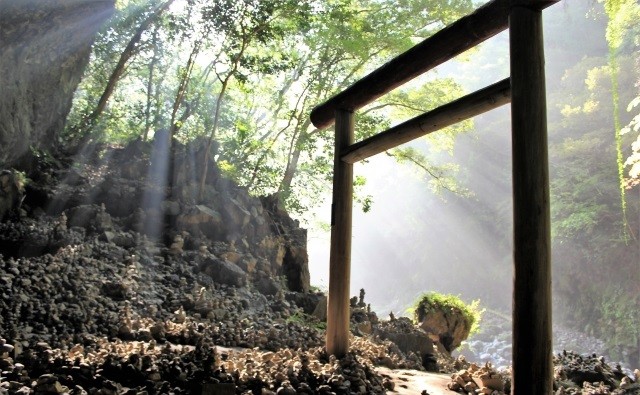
[81,0,176,135]
[198,77,231,201]
[279,137,303,194]
[0,0,115,168]
[143,27,160,141]
[279,119,315,195]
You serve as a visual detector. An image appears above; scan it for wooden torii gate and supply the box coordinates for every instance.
[309,0,559,393]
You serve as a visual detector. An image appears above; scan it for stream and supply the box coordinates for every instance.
[453,310,633,374]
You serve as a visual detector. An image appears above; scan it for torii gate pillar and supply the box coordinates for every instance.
[509,2,553,394]
[326,109,354,357]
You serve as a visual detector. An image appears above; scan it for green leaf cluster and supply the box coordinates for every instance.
[409,292,484,336]
[65,0,475,215]
[286,311,327,331]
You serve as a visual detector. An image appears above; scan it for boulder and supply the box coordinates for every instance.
[237,255,257,274]
[0,170,25,221]
[312,296,327,322]
[65,205,97,229]
[282,238,311,292]
[199,257,247,287]
[418,306,472,353]
[259,194,310,292]
[285,292,325,315]
[97,176,142,218]
[176,205,224,239]
[254,277,282,296]
[162,200,181,216]
[554,351,625,388]
[220,197,251,229]
[375,317,437,371]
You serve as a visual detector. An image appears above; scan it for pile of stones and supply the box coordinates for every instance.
[0,336,390,394]
[446,352,640,395]
[2,142,639,394]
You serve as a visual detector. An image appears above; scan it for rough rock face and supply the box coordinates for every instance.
[17,140,311,293]
[0,236,401,393]
[345,290,444,372]
[0,211,426,393]
[0,171,25,221]
[0,0,115,168]
[261,194,310,292]
[375,317,437,372]
[553,351,629,390]
[199,256,247,288]
[3,142,637,394]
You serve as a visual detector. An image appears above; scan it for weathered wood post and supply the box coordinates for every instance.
[509,1,553,394]
[326,109,354,357]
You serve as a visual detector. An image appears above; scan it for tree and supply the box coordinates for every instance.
[600,0,640,233]
[76,0,176,137]
[65,0,475,213]
[275,0,475,199]
[192,0,313,200]
[548,50,640,367]
[65,0,179,143]
[216,0,475,212]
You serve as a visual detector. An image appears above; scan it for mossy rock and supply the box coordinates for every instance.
[412,293,482,353]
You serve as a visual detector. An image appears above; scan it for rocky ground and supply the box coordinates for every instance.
[0,213,428,394]
[458,311,623,371]
[0,141,639,394]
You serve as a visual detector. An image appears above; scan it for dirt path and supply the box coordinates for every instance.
[376,367,452,395]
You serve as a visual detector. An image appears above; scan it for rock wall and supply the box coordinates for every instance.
[18,139,311,293]
[0,0,115,168]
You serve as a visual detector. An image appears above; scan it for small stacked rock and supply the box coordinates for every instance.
[447,352,640,395]
[1,145,639,394]
[552,351,640,394]
[0,335,393,394]
[447,360,507,394]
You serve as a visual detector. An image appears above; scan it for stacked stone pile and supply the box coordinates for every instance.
[0,146,443,395]
[0,336,392,394]
[446,352,640,395]
[1,142,639,394]
[0,216,323,351]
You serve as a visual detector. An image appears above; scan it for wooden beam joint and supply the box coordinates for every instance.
[341,78,511,164]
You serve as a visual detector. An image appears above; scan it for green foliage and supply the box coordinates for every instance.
[600,0,640,50]
[66,0,475,215]
[286,311,327,331]
[9,170,28,193]
[360,77,473,198]
[599,288,640,350]
[622,96,640,183]
[600,0,640,236]
[546,6,639,361]
[309,284,328,294]
[409,292,484,336]
[352,175,374,212]
[29,147,61,172]
[388,147,470,197]
[549,54,637,244]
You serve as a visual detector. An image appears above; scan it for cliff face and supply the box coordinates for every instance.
[12,138,311,293]
[0,0,115,168]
